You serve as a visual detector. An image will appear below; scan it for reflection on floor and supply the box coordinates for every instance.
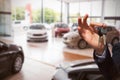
[4,58,56,80]
[18,37,93,65]
[0,31,93,80]
[63,52,92,62]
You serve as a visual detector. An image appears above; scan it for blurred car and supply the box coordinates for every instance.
[12,20,29,30]
[63,26,119,49]
[27,23,48,42]
[54,23,70,37]
[70,23,78,31]
[63,31,82,48]
[52,59,105,80]
[0,41,24,79]
[105,26,119,45]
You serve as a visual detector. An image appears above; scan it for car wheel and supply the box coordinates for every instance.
[111,38,119,46]
[78,39,87,49]
[12,54,23,73]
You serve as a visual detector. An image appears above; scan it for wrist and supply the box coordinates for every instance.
[95,35,106,55]
[95,44,105,56]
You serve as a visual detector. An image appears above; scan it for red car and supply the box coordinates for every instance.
[54,23,70,37]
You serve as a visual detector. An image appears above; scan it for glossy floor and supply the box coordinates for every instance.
[1,29,93,80]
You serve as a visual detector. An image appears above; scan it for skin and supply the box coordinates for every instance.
[78,14,106,55]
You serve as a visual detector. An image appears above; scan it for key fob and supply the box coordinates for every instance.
[97,27,103,37]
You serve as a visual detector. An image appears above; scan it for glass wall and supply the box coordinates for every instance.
[69,2,79,23]
[44,0,61,23]
[0,0,12,36]
[104,0,120,28]
[69,0,120,27]
[12,0,62,24]
[69,0,102,23]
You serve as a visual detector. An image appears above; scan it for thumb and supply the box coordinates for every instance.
[78,27,82,34]
[78,27,81,31]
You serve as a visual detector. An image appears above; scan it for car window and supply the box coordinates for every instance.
[55,23,68,28]
[54,24,60,28]
[62,24,68,28]
[83,73,105,80]
[58,24,62,28]
[72,23,78,27]
[15,21,21,24]
[30,25,45,30]
[0,42,5,51]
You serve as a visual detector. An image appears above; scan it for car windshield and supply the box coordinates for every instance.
[30,24,45,30]
[14,21,21,24]
[0,41,8,47]
[0,41,6,45]
[72,23,78,27]
[55,23,68,28]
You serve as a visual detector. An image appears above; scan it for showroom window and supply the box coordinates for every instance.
[44,0,61,23]
[0,0,12,36]
[69,0,102,23]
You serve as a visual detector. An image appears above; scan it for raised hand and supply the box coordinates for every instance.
[78,14,106,54]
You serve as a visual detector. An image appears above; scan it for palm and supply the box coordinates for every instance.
[79,23,99,49]
[78,14,104,50]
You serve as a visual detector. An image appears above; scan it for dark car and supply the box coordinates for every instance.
[0,41,24,79]
[54,23,70,37]
[105,26,119,46]
[52,59,105,80]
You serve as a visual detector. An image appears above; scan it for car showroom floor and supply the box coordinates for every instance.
[0,29,94,80]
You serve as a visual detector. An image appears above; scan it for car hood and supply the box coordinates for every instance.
[55,27,70,31]
[57,59,97,70]
[27,30,47,34]
[53,59,98,80]
[8,44,22,51]
[63,32,80,38]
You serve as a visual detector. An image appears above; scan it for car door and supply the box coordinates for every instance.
[0,42,10,77]
[79,70,105,80]
[106,27,113,43]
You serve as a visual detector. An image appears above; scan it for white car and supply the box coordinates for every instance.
[63,31,87,49]
[27,23,48,42]
[63,26,120,49]
[12,20,29,30]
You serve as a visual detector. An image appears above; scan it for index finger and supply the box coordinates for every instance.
[78,17,82,27]
[83,14,88,24]
[90,22,107,28]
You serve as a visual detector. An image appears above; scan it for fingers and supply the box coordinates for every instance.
[83,14,88,24]
[78,26,81,31]
[78,14,88,28]
[90,22,106,28]
[78,17,82,27]
[78,27,83,36]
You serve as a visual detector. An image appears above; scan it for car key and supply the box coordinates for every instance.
[97,27,106,47]
[97,27,103,37]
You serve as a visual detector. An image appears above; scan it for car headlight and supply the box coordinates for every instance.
[44,32,47,35]
[18,46,22,51]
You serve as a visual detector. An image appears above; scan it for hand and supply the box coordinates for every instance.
[78,14,106,55]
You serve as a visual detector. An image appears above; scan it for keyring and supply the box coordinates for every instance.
[102,23,106,28]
